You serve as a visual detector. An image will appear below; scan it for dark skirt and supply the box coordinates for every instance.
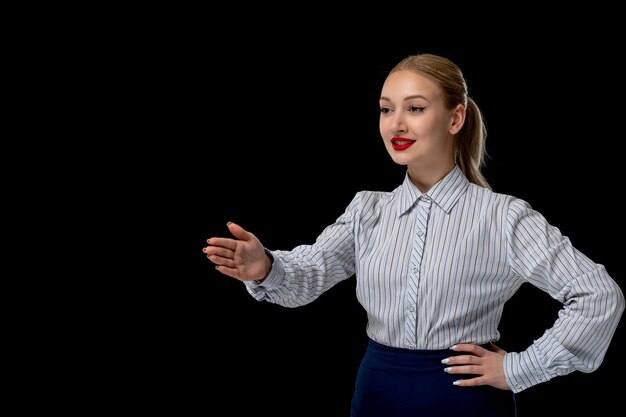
[351,339,517,417]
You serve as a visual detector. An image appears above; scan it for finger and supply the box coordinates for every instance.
[206,255,236,268]
[206,237,238,251]
[443,354,480,365]
[452,376,487,387]
[203,245,234,259]
[214,265,241,280]
[226,222,255,242]
[444,364,482,375]
[451,343,485,355]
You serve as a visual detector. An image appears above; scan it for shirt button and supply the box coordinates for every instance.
[412,267,418,273]
[408,305,415,312]
[408,344,416,349]
[417,230,424,236]
[515,383,521,389]
[537,374,543,380]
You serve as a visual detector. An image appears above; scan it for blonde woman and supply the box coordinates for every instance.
[203,53,624,417]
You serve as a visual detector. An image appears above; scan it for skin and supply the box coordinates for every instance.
[379,70,462,192]
[204,69,510,391]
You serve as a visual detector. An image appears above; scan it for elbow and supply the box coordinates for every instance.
[616,289,625,319]
[593,280,625,361]
[590,273,625,322]
[608,279,625,319]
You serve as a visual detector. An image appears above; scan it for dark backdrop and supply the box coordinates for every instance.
[122,31,624,416]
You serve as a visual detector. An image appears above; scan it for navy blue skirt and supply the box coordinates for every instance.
[351,339,516,417]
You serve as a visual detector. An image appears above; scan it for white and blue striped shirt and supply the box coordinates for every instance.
[245,166,624,393]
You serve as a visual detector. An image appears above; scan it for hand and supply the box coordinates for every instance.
[203,222,272,282]
[442,343,510,390]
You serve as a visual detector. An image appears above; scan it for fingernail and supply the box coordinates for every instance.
[453,380,461,386]
[441,358,449,364]
[444,367,452,373]
[450,345,457,350]
[227,221,233,226]
[215,265,220,270]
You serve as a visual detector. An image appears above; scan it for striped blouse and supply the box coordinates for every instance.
[244,165,624,393]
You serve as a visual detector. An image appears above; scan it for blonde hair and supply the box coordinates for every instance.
[390,54,491,189]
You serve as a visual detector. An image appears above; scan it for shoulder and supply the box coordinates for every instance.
[480,188,543,226]
[463,184,539,225]
[465,183,521,209]
[342,188,399,218]
[352,187,398,207]
[355,188,397,202]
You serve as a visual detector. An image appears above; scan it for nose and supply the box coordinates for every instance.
[390,113,407,135]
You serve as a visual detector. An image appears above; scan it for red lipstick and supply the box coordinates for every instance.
[391,137,416,151]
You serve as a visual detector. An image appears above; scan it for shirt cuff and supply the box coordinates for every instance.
[503,344,553,393]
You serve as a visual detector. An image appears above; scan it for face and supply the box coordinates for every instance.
[379,70,464,172]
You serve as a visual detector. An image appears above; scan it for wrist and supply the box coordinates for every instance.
[255,250,274,284]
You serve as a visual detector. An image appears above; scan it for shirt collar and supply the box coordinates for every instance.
[398,165,469,217]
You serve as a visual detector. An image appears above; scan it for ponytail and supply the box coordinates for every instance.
[456,97,490,190]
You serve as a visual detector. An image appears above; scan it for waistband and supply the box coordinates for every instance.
[365,338,492,367]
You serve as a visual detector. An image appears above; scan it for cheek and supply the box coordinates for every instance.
[379,118,391,136]
[416,118,446,139]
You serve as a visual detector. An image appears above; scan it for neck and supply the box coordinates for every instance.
[407,161,455,193]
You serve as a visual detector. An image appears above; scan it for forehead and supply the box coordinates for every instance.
[381,70,442,101]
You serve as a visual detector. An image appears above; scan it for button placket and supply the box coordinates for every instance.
[404,197,432,349]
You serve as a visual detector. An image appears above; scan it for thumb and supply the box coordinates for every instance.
[226,221,254,241]
[489,342,507,355]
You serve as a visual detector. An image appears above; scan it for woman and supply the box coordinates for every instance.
[203,53,624,417]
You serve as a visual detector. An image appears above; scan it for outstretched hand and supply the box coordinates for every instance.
[203,222,271,281]
[442,343,510,390]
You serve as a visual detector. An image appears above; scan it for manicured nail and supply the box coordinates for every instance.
[227,221,233,226]
[441,358,449,364]
[450,345,457,350]
[453,380,461,386]
[444,367,452,373]
[215,265,220,270]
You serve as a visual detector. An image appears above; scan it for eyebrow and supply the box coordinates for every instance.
[379,94,431,103]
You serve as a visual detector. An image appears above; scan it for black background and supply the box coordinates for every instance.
[107,24,625,416]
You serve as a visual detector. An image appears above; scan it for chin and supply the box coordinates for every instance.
[388,154,411,166]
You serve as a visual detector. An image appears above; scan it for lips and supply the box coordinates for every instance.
[391,137,416,151]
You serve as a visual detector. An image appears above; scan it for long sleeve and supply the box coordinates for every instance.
[243,193,360,308]
[502,198,624,392]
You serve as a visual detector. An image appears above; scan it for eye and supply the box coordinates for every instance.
[380,107,393,114]
[408,105,425,113]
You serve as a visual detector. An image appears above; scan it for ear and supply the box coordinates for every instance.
[449,104,466,135]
